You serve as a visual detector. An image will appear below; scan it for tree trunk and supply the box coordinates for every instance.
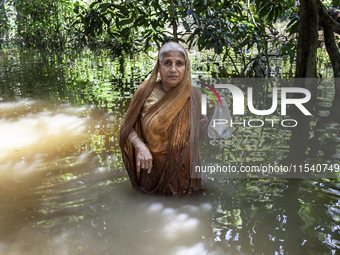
[320,5,340,35]
[169,0,178,42]
[322,7,340,95]
[119,57,125,73]
[324,25,340,78]
[295,0,319,78]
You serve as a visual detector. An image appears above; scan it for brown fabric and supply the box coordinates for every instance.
[119,43,203,195]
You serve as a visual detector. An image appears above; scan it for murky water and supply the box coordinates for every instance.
[0,51,340,255]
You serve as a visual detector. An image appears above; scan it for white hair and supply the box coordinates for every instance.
[159,42,187,62]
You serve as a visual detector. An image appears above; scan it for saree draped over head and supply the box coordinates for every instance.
[119,44,203,195]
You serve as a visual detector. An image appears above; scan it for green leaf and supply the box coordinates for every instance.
[226,11,237,17]
[288,21,298,36]
[144,37,151,49]
[153,1,163,12]
[74,5,80,14]
[206,40,213,49]
[100,3,110,12]
[193,12,201,27]
[225,36,232,45]
[274,8,279,22]
[187,28,200,48]
[286,16,297,29]
[187,9,192,16]
[333,0,340,7]
[267,9,274,22]
[121,27,130,36]
[151,20,158,30]
[183,20,190,31]
[258,4,270,18]
[89,1,99,9]
[118,18,134,26]
[214,41,223,54]
[134,17,148,27]
[207,7,211,17]
[101,16,110,26]
[116,5,129,14]
[282,43,295,63]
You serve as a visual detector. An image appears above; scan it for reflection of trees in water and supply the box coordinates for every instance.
[204,79,340,253]
[0,51,153,104]
[0,51,155,173]
[205,176,340,253]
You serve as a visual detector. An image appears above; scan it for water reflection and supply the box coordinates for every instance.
[0,51,339,254]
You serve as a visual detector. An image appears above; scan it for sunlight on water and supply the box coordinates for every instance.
[0,101,89,183]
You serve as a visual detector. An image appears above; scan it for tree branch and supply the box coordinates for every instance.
[223,50,241,77]
[319,1,340,35]
[247,0,258,27]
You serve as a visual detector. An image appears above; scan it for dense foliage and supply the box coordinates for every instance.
[1,0,340,78]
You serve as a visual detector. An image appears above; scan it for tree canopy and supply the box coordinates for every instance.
[1,0,340,81]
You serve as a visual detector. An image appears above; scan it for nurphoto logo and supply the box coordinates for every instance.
[200,83,312,128]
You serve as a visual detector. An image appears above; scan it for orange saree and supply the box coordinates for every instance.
[119,50,203,195]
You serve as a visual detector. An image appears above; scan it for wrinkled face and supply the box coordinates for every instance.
[159,51,186,89]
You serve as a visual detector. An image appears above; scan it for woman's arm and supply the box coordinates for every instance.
[128,128,153,174]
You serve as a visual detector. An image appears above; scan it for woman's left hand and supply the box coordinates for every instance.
[132,138,153,174]
[128,128,153,174]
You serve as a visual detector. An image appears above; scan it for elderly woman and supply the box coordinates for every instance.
[119,42,208,195]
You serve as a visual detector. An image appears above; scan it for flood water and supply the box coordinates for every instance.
[0,51,340,255]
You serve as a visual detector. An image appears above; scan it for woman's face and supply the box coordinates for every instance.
[159,51,186,90]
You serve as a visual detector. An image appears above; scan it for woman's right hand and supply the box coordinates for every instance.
[133,139,153,174]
